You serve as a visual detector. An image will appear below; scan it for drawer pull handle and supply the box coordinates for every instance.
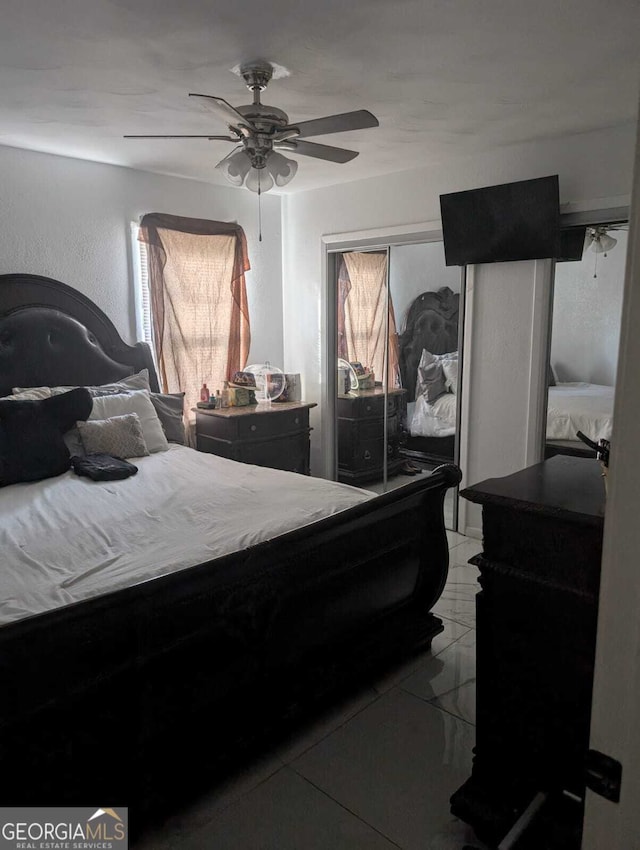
[366,405,371,412]
[294,417,299,425]
[250,424,257,432]
[364,450,372,460]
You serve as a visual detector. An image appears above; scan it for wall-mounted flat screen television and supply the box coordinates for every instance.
[440,175,560,266]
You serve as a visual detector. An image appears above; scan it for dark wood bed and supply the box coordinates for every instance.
[398,286,459,464]
[0,273,460,833]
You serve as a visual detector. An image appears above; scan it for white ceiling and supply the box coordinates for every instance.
[1,0,639,193]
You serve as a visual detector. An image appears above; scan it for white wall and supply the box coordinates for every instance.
[458,260,553,535]
[389,241,461,334]
[0,145,283,369]
[281,123,635,480]
[551,229,627,385]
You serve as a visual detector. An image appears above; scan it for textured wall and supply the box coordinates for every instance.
[0,145,283,369]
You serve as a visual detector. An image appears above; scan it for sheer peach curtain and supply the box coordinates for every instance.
[138,214,250,414]
[339,251,400,389]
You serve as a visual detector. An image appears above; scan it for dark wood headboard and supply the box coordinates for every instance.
[0,273,159,396]
[398,286,459,402]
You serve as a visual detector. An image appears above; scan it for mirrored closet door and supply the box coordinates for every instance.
[330,238,465,531]
[545,218,627,461]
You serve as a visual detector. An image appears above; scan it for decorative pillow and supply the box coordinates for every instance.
[416,350,448,403]
[149,392,186,444]
[77,413,149,458]
[90,390,169,453]
[442,359,459,394]
[0,388,92,486]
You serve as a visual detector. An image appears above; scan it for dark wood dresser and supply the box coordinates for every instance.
[195,401,316,474]
[337,387,407,484]
[450,455,606,847]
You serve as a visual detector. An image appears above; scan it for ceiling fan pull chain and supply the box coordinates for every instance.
[258,171,263,242]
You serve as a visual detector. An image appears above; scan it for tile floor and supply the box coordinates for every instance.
[135,533,485,850]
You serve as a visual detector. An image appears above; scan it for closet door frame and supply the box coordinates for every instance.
[322,222,465,525]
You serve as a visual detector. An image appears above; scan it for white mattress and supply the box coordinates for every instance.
[547,382,614,443]
[410,392,457,438]
[0,445,373,627]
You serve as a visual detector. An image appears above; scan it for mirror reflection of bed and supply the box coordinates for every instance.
[546,221,627,459]
[335,241,463,531]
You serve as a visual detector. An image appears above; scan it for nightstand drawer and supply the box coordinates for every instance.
[240,432,310,474]
[337,393,402,420]
[237,407,308,439]
[194,402,316,475]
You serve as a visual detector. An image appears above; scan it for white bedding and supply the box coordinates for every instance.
[410,392,457,438]
[0,445,373,626]
[547,382,614,443]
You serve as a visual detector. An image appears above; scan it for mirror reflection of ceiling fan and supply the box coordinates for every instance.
[585,224,628,255]
[124,60,379,193]
[584,223,628,278]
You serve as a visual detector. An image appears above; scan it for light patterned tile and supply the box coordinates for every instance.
[275,685,379,763]
[372,619,470,695]
[449,538,483,567]
[402,629,477,724]
[447,530,467,548]
[133,751,284,849]
[293,688,474,850]
[151,766,399,850]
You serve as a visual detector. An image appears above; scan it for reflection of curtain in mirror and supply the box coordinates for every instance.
[338,252,400,389]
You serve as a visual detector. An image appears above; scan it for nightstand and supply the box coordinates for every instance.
[194,401,316,474]
[337,387,407,484]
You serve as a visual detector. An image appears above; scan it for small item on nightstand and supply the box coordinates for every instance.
[216,389,221,407]
[208,394,218,408]
[200,382,209,402]
[220,381,230,408]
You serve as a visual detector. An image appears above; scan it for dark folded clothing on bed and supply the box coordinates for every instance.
[71,453,138,481]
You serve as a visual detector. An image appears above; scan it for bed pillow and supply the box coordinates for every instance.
[77,413,150,458]
[3,387,53,401]
[86,370,151,397]
[416,350,448,403]
[0,388,92,486]
[90,390,169,453]
[442,359,459,394]
[149,392,186,444]
[12,369,151,399]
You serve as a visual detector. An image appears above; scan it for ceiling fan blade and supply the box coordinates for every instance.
[276,140,359,163]
[282,110,379,140]
[123,134,237,140]
[189,94,253,135]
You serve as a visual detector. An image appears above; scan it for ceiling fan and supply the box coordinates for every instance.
[124,60,379,193]
[585,224,627,255]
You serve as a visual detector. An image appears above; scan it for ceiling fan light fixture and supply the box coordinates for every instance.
[266,150,298,187]
[595,232,617,254]
[245,165,274,194]
[219,148,251,186]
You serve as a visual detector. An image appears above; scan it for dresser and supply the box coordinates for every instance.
[337,387,406,485]
[450,455,605,847]
[195,402,316,474]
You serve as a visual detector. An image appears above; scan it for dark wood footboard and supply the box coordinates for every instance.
[0,464,459,827]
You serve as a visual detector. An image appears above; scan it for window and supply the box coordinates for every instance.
[131,222,153,349]
[134,214,251,412]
